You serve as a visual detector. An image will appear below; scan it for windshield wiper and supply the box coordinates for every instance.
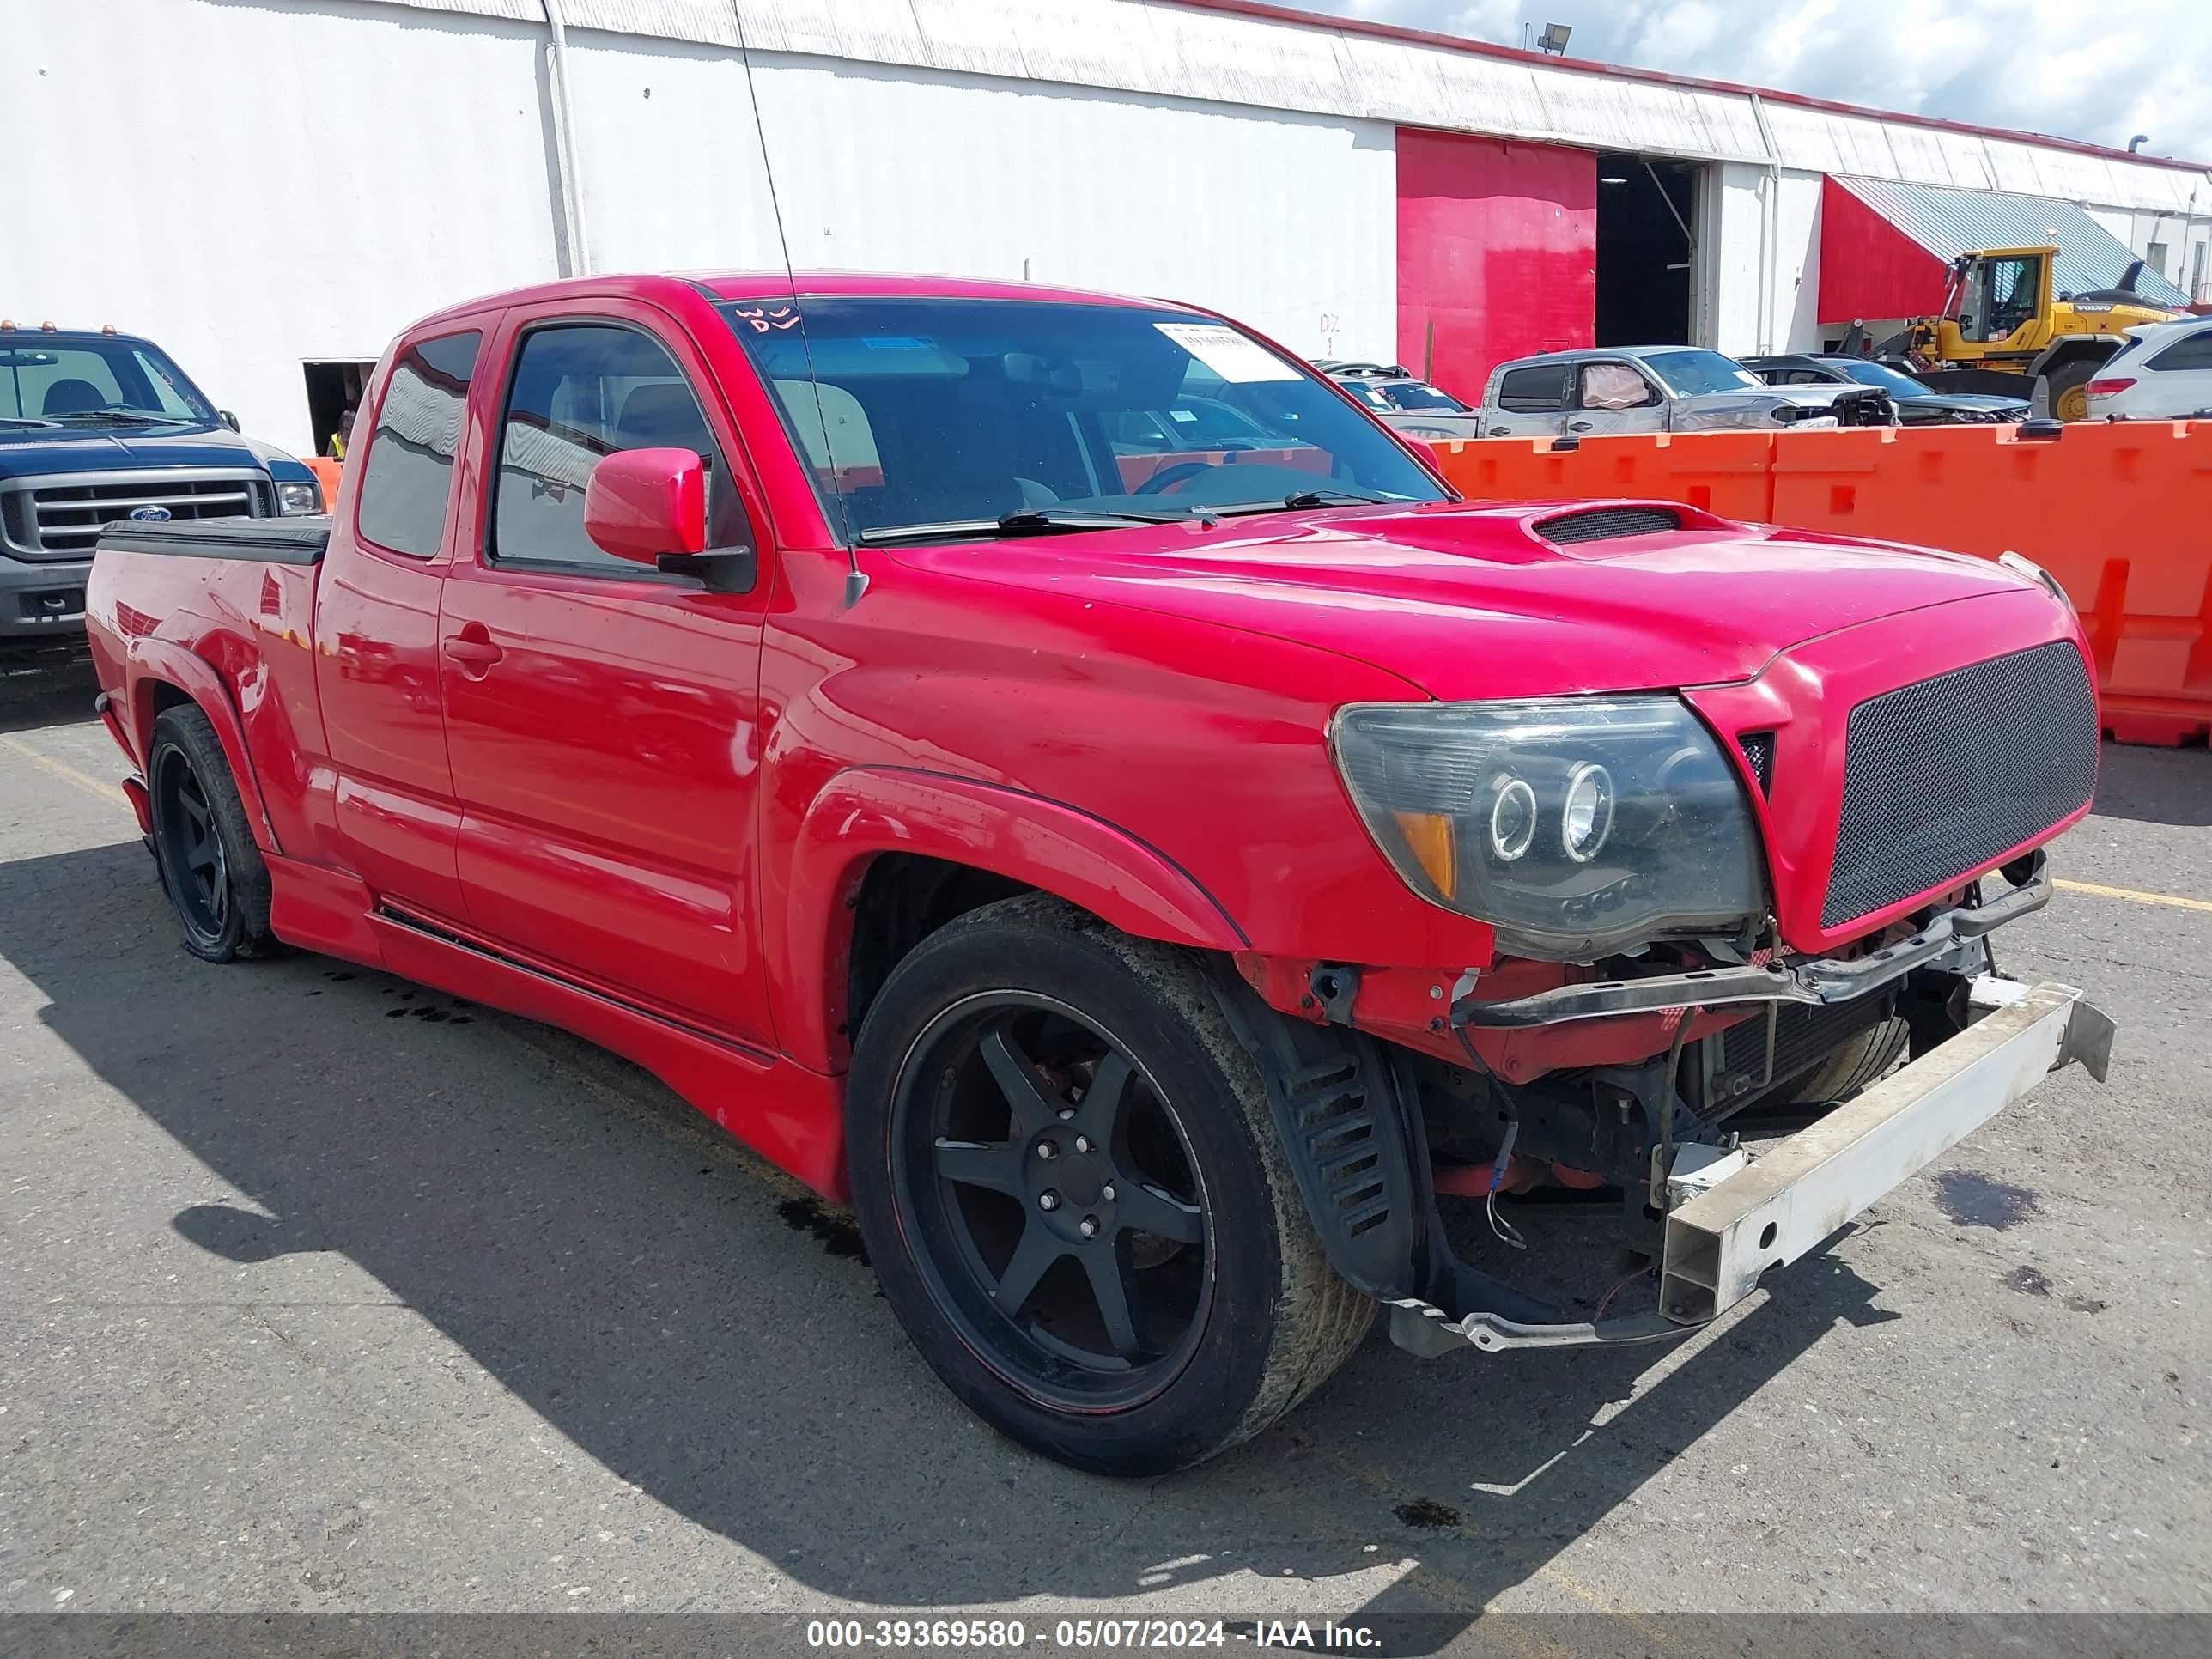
[47,409,195,428]
[857,507,1206,545]
[1208,487,1396,518]
[0,416,59,429]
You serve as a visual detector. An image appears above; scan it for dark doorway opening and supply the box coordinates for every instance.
[1595,155,1700,346]
[303,362,378,459]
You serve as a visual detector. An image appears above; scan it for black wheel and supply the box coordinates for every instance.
[846,894,1372,1475]
[148,704,277,963]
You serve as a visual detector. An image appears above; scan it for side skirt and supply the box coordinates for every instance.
[258,854,844,1199]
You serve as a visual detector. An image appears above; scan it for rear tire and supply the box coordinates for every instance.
[845,894,1372,1475]
[147,704,278,963]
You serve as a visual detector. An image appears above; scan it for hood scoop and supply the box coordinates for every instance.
[1532,506,1683,544]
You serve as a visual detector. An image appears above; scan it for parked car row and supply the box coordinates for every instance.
[1319,347,2033,440]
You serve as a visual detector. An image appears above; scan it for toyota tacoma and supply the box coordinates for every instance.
[85,273,2112,1475]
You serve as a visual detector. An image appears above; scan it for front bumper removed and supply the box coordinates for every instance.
[1655,977,2111,1323]
[1387,975,2113,1355]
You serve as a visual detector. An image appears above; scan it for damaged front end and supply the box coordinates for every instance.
[1233,638,2113,1356]
[1218,866,2112,1357]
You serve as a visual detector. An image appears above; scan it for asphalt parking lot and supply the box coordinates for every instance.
[3,643,2208,1644]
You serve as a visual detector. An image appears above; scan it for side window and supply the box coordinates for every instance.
[2148,329,2212,373]
[1495,364,1568,413]
[492,323,744,574]
[356,330,481,559]
[1575,362,1656,410]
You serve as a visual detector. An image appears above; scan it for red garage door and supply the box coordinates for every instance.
[1396,130,1595,403]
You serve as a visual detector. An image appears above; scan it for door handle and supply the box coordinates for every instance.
[441,628,504,675]
[1488,425,1510,436]
[1568,420,1595,432]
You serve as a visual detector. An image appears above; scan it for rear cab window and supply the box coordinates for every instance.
[1494,364,1568,413]
[355,330,482,558]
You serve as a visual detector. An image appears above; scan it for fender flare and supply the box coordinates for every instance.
[2027,337,2118,379]
[128,640,283,855]
[777,765,1247,1072]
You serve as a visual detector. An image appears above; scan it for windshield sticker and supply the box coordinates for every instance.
[1168,408,1196,422]
[1154,323,1300,384]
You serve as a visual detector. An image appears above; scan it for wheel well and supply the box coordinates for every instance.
[2036,340,2116,377]
[846,854,1035,1036]
[140,679,193,746]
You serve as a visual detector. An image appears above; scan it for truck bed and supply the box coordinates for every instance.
[94,516,331,565]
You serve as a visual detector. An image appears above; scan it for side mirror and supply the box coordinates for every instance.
[584,447,754,592]
[219,410,240,431]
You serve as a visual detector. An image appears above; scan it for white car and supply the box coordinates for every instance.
[2086,316,2212,420]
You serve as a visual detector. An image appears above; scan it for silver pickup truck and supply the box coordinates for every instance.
[1479,345,1894,439]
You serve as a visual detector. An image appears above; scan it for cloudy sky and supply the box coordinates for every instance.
[1299,0,2212,164]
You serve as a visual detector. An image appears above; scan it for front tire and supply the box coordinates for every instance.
[147,704,278,963]
[2043,357,2097,422]
[846,895,1371,1476]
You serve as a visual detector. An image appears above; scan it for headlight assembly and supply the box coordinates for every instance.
[275,480,322,516]
[1331,697,1764,961]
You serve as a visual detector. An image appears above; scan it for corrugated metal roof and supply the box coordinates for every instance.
[1833,176,2191,306]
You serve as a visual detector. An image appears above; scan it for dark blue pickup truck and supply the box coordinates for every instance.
[1,325,322,643]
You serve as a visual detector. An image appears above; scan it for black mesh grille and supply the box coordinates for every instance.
[1737,731,1776,795]
[1824,641,2098,928]
[1534,507,1680,544]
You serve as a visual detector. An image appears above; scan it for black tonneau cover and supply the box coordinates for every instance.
[94,516,330,566]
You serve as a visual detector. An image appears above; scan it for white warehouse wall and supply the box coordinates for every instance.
[2,0,1394,455]
[562,31,1398,369]
[3,0,567,453]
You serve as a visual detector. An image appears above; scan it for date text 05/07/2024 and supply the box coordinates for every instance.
[804,1619,1384,1650]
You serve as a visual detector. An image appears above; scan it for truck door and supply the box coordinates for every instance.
[434,303,775,1048]
[1482,362,1568,437]
[1565,360,1666,436]
[313,326,486,923]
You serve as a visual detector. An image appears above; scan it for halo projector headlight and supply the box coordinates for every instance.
[1489,776,1537,861]
[1561,762,1613,861]
[1330,696,1765,960]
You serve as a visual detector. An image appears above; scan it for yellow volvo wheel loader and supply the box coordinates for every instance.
[1885,247,2184,420]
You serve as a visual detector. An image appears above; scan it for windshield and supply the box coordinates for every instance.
[1378,381,1470,413]
[1832,359,1930,398]
[721,297,1447,541]
[0,337,216,423]
[1642,349,1764,396]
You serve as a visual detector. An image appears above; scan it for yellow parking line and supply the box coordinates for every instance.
[2055,878,2212,915]
[0,734,131,814]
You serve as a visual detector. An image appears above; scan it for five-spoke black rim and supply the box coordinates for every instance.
[889,993,1212,1408]
[154,744,228,945]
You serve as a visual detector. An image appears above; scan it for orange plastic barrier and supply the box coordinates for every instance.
[1430,424,2212,746]
[305,455,343,515]
[1433,428,1777,521]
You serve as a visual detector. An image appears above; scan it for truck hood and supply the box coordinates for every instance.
[0,421,311,483]
[902,500,2046,700]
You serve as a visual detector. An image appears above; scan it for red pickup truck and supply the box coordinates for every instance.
[87,272,2112,1475]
